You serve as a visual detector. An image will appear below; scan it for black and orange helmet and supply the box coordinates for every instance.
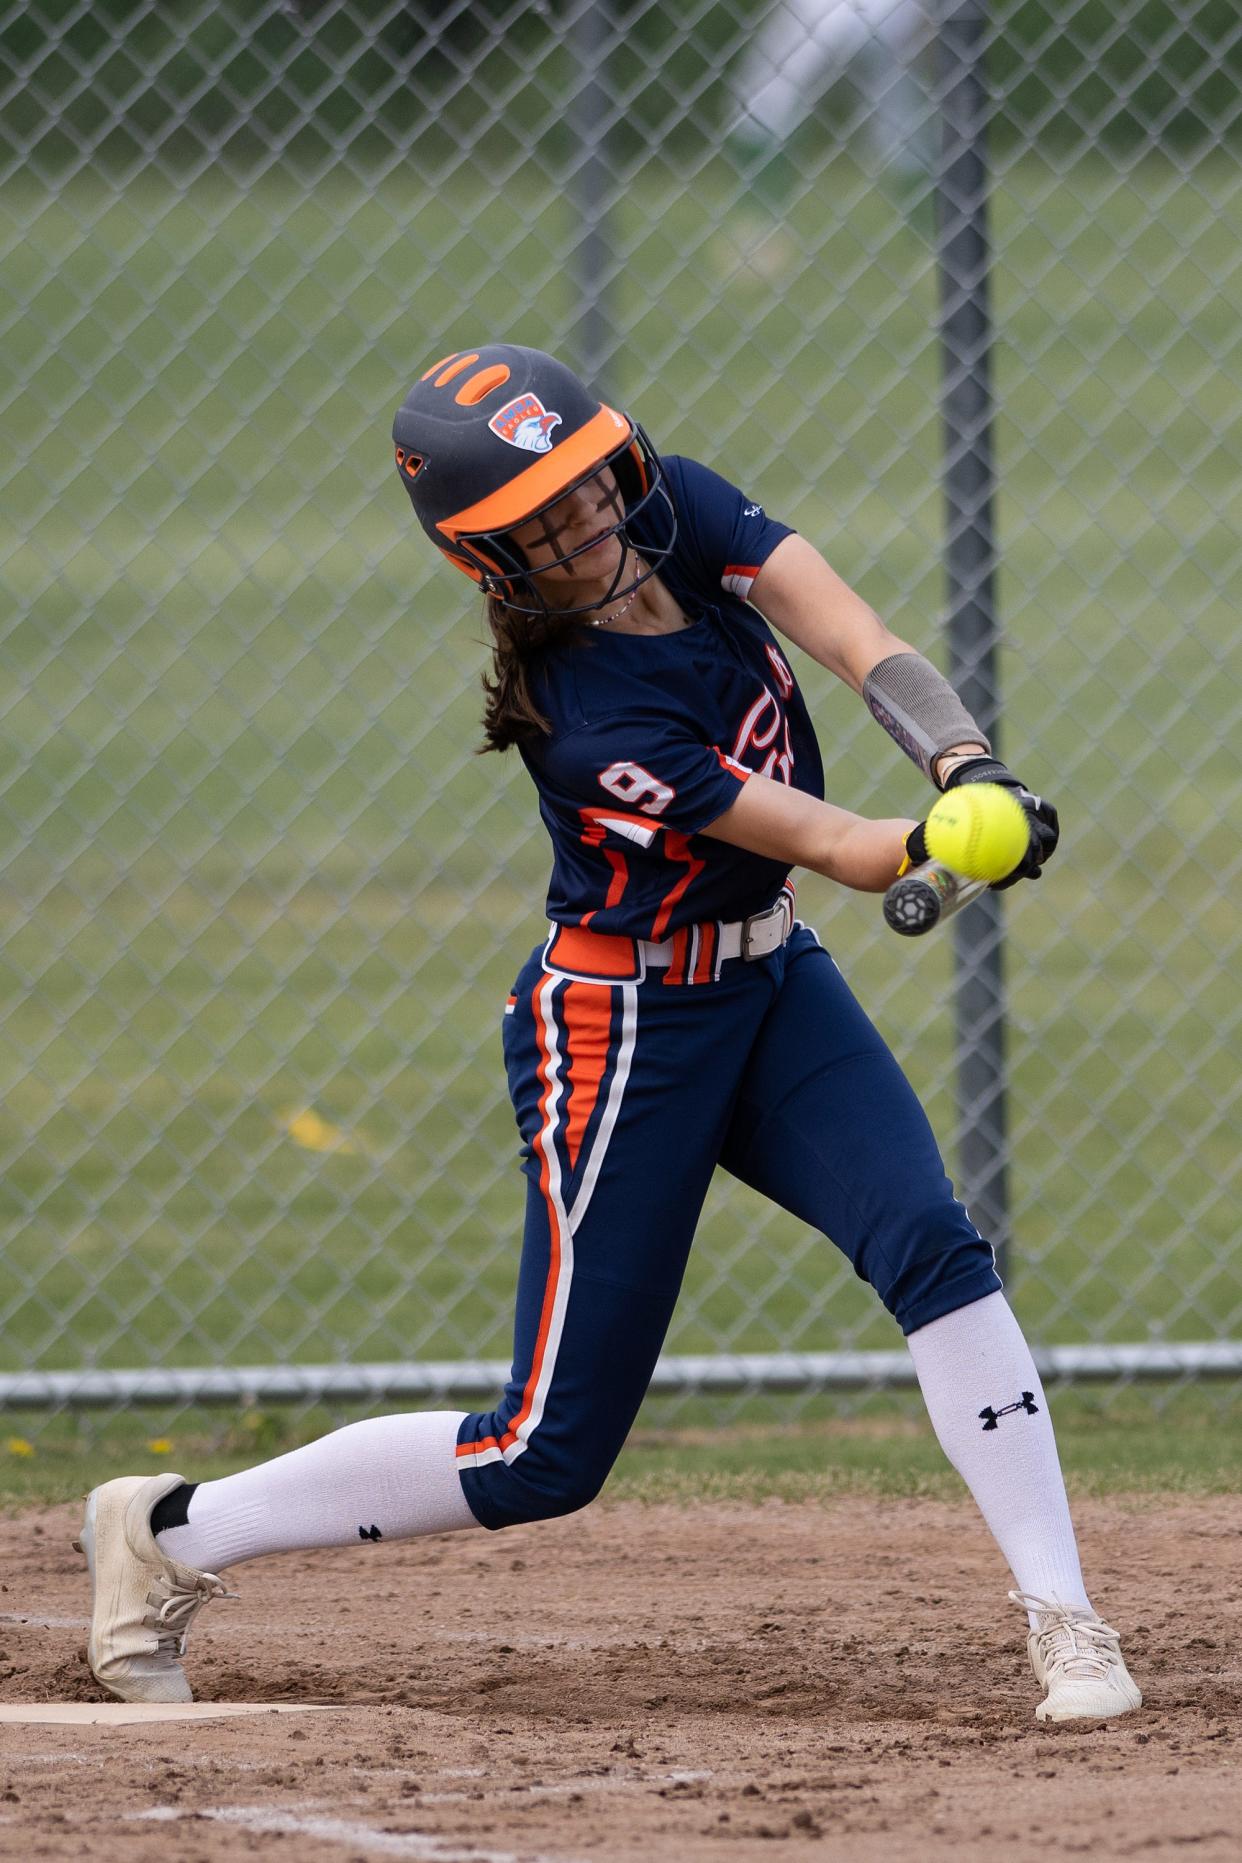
[391,343,676,616]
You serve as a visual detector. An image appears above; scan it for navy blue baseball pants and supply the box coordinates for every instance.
[455,922,1000,1529]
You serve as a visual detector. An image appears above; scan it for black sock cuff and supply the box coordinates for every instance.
[150,1480,198,1537]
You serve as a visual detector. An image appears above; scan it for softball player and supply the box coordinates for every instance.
[80,345,1140,1723]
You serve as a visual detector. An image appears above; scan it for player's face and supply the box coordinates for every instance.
[508,467,627,598]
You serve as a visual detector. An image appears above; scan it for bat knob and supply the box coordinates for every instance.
[883,874,942,936]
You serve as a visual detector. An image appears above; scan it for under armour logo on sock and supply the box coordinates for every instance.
[358,1523,383,1541]
[978,1392,1039,1431]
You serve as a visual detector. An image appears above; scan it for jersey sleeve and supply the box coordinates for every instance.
[540,714,751,838]
[665,456,795,602]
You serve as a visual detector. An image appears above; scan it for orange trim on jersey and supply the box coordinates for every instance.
[561,981,612,1172]
[651,830,705,941]
[578,811,633,919]
[712,745,752,781]
[601,847,629,909]
[438,405,632,539]
[580,803,661,837]
[692,921,718,985]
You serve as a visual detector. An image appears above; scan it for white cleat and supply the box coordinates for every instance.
[1011,1591,1143,1723]
[77,1473,231,1703]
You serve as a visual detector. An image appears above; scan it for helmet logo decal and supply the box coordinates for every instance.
[488,393,562,454]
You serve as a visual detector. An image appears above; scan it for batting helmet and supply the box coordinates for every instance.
[391,344,676,616]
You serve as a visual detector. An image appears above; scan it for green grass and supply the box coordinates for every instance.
[1,151,1240,1410]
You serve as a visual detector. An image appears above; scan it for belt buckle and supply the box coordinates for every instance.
[740,896,789,962]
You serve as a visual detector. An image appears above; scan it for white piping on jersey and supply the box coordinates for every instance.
[722,565,761,599]
[595,814,658,849]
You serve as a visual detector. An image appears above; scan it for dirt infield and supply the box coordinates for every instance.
[0,1494,1239,1861]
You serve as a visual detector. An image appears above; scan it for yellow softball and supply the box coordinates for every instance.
[924,783,1031,883]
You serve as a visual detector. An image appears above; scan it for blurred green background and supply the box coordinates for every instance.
[5,0,1241,173]
[2,4,1240,1449]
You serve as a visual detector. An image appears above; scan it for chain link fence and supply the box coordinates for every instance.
[2,1,1240,1438]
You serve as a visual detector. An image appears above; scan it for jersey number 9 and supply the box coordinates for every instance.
[598,761,675,817]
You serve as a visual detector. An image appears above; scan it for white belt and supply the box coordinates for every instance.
[641,891,794,968]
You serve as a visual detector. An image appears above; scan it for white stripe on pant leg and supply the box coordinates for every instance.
[568,982,637,1232]
[504,974,575,1468]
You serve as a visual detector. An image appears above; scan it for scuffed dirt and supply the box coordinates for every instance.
[1,1496,1240,1860]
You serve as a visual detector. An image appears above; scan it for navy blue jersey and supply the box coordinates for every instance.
[519,456,825,939]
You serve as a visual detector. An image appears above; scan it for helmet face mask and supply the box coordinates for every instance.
[456,426,676,619]
[392,346,677,620]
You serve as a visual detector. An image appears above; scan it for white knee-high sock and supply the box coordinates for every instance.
[906,1292,1092,1623]
[155,1411,479,1573]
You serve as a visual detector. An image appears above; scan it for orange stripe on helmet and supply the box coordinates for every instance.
[455,363,511,405]
[434,352,480,387]
[444,538,507,586]
[438,404,633,541]
[421,352,458,380]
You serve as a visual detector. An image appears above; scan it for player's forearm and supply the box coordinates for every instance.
[701,775,911,893]
[814,813,915,892]
[749,534,915,690]
[748,540,990,785]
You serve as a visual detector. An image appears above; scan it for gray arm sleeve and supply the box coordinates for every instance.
[861,651,990,781]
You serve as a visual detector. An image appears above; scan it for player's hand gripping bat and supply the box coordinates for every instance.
[882,784,1037,936]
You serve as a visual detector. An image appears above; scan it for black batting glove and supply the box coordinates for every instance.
[940,755,1060,888]
[904,819,931,869]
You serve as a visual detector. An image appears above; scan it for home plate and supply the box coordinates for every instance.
[0,1702,334,1726]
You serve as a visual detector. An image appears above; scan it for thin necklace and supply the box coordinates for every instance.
[587,584,642,628]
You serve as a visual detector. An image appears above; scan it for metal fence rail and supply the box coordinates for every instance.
[2,0,1240,1435]
[6,1342,1242,1413]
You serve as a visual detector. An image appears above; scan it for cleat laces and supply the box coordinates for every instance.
[147,1570,232,1657]
[1009,1590,1123,1682]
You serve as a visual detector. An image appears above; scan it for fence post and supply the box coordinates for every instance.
[934,0,1009,1276]
[569,0,613,381]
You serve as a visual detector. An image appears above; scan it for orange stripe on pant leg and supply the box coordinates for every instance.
[561,980,614,1173]
[501,972,568,1454]
[457,1436,502,1458]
